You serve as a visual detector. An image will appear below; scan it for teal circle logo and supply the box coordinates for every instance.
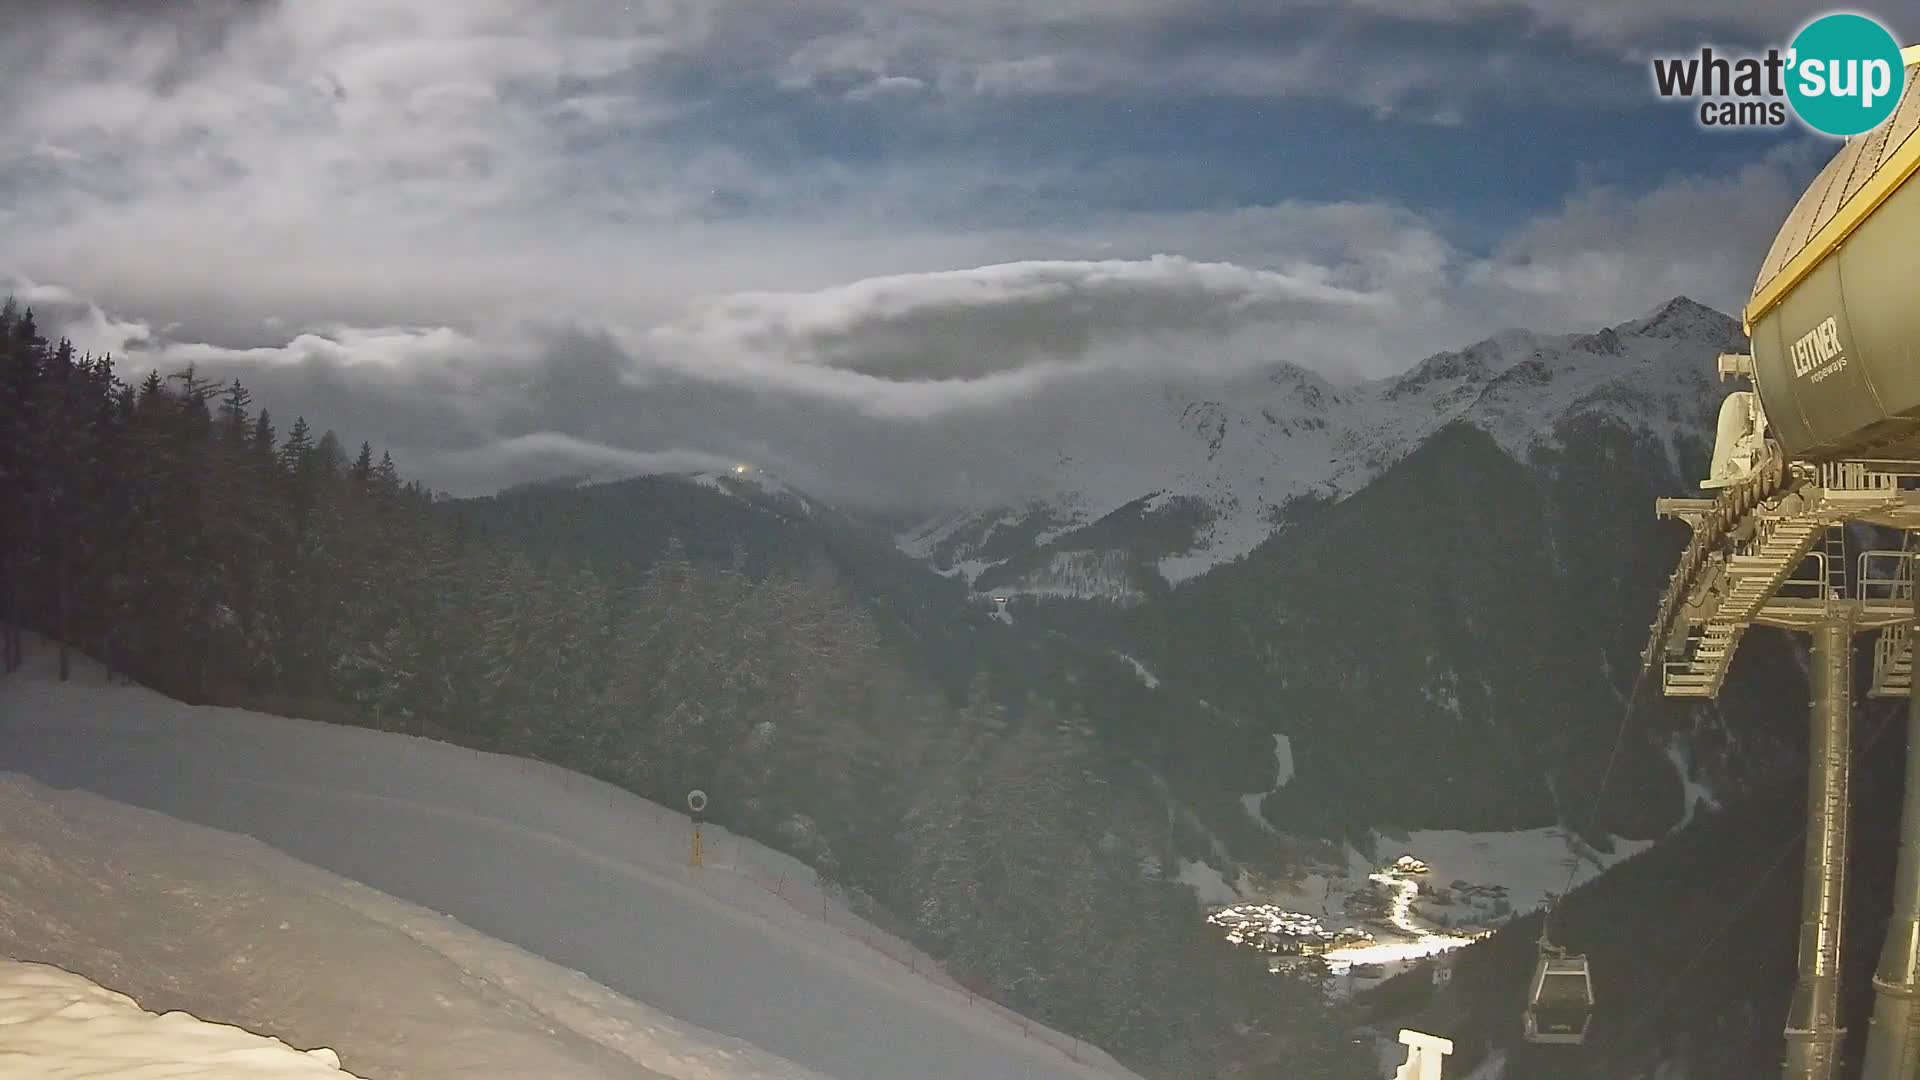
[1786,14,1906,136]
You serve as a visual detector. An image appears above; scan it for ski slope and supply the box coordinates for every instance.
[0,640,1139,1080]
[0,960,364,1079]
[0,769,818,1080]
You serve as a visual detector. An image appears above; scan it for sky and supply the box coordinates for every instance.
[0,0,1886,507]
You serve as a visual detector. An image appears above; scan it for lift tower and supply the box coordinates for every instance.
[1646,45,1920,1080]
[1658,474,1915,1078]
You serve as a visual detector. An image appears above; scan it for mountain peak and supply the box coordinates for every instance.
[1381,327,1545,401]
[905,301,1737,596]
[1619,296,1738,341]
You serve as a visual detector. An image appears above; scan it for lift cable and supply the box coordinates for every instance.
[1543,651,1657,943]
[1550,482,1824,942]
[1586,697,1905,1076]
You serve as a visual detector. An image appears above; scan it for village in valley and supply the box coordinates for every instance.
[1206,849,1529,993]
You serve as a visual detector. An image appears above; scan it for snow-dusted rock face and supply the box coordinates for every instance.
[899,297,1739,598]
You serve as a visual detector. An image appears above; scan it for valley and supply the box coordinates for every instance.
[0,292,1828,1079]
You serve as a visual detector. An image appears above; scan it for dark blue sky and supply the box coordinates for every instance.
[623,0,1848,263]
[655,85,1820,241]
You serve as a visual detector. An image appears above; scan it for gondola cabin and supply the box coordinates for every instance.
[1524,952,1594,1045]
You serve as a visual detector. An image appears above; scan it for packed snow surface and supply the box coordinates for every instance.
[0,960,363,1079]
[0,767,840,1080]
[0,640,1138,1080]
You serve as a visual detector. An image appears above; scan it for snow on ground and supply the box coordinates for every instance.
[1320,874,1475,969]
[1666,735,1719,831]
[1112,653,1159,689]
[1450,299,1726,474]
[1237,735,1293,832]
[1267,735,1293,788]
[948,558,1003,584]
[1394,827,1655,916]
[1000,550,1147,605]
[0,960,364,1079]
[1156,500,1285,586]
[1223,826,1652,997]
[0,769,818,1080]
[903,298,1733,589]
[1176,860,1247,906]
[1206,865,1475,998]
[1238,794,1272,831]
[1261,844,1379,915]
[0,639,1139,1080]
[893,507,997,562]
[687,467,814,515]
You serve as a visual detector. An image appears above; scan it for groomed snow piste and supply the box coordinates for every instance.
[0,637,1139,1080]
[0,769,823,1080]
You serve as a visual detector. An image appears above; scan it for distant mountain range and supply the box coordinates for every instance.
[484,295,1805,845]
[474,295,1827,1078]
[896,296,1742,603]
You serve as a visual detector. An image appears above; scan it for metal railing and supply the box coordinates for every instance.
[1857,549,1917,602]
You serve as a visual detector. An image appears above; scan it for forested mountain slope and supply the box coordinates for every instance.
[0,299,1366,1080]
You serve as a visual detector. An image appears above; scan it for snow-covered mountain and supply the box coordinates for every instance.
[685,463,817,515]
[496,461,820,523]
[898,296,1740,600]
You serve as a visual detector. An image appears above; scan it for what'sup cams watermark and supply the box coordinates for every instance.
[1650,12,1907,135]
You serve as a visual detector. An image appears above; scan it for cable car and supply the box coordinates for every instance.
[1524,939,1594,1046]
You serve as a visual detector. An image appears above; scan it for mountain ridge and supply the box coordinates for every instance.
[896,295,1741,601]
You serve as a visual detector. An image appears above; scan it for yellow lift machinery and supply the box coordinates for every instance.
[1639,45,1920,1080]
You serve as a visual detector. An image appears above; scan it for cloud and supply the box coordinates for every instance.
[415,434,740,493]
[647,255,1381,380]
[1319,0,1817,47]
[9,282,156,358]
[846,75,928,101]
[0,0,1811,343]
[731,0,1813,121]
[1463,142,1820,329]
[0,1,1836,506]
[12,133,1820,508]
